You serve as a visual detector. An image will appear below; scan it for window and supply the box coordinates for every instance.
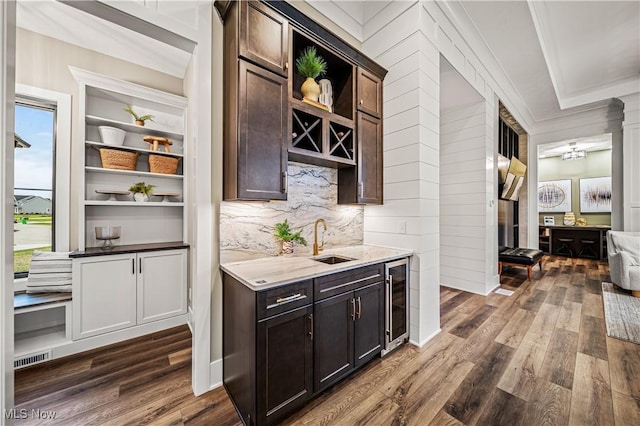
[13,85,71,286]
[13,98,56,277]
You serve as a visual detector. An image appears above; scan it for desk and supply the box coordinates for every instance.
[539,225,610,260]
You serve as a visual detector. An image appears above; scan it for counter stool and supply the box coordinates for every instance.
[556,238,574,257]
[578,239,598,259]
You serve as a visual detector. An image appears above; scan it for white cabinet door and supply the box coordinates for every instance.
[73,254,137,340]
[137,249,188,324]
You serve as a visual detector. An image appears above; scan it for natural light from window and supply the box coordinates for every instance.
[14,101,55,276]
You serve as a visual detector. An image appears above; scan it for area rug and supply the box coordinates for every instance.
[602,282,640,344]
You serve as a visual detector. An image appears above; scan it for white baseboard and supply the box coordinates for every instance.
[409,327,441,348]
[51,314,188,360]
[210,358,223,390]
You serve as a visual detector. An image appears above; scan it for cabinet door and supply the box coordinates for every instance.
[313,291,355,392]
[239,0,289,77]
[137,249,188,324]
[357,68,382,118]
[257,306,313,425]
[357,112,383,204]
[72,255,137,340]
[236,60,288,200]
[354,282,384,368]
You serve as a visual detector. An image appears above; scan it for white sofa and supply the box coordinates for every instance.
[607,231,640,296]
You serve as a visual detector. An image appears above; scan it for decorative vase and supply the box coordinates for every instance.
[135,120,145,126]
[563,212,576,226]
[281,241,294,255]
[301,77,320,102]
[134,193,149,202]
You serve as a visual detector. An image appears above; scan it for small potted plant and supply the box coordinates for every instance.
[295,46,327,102]
[274,219,307,255]
[129,182,155,202]
[124,105,154,126]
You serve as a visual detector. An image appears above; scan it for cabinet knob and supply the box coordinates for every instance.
[359,99,364,105]
[285,61,289,71]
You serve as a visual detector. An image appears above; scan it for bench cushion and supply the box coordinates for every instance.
[499,248,544,265]
[27,251,72,293]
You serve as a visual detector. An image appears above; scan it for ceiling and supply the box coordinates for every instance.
[459,1,639,122]
[16,0,196,78]
[537,133,612,159]
[440,57,484,112]
[17,1,639,125]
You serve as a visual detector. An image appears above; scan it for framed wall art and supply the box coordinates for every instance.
[580,177,612,213]
[538,179,572,213]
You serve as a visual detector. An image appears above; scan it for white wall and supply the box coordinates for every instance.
[440,101,497,294]
[620,93,640,231]
[362,2,441,346]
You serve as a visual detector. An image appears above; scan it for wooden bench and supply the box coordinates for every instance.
[499,247,544,280]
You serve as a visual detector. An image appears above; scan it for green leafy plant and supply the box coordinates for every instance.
[295,46,327,79]
[124,105,154,123]
[129,182,155,196]
[273,219,307,245]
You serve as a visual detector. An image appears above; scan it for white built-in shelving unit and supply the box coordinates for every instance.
[70,67,189,250]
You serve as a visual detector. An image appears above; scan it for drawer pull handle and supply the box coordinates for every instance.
[356,296,362,319]
[276,293,303,304]
[319,274,382,293]
[351,298,356,321]
[308,313,313,340]
[267,293,307,310]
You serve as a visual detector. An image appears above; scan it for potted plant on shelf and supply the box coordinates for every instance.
[274,219,307,255]
[129,182,155,202]
[124,105,154,126]
[295,46,327,103]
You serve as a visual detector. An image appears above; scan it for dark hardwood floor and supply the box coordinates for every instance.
[15,256,640,425]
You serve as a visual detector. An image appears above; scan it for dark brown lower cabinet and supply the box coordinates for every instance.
[314,282,383,392]
[257,306,313,425]
[354,283,384,368]
[223,265,385,426]
[313,291,355,391]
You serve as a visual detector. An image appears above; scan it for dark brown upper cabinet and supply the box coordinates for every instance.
[239,1,289,77]
[224,60,288,201]
[217,0,387,202]
[338,113,383,204]
[357,67,382,119]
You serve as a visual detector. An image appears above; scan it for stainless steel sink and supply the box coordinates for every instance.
[312,255,355,265]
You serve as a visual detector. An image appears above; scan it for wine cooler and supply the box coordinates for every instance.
[382,258,409,356]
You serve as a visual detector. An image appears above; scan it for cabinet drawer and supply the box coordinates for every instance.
[314,264,383,301]
[257,280,312,320]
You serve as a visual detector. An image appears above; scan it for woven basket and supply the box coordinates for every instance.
[149,154,179,175]
[99,148,138,170]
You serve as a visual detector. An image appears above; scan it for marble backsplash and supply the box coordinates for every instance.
[220,162,364,256]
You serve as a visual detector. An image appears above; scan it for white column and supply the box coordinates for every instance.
[0,0,16,412]
[620,94,640,231]
[362,2,441,346]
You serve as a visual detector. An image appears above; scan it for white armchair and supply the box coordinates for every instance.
[607,231,640,297]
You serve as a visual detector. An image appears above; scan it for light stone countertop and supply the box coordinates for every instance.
[220,245,413,290]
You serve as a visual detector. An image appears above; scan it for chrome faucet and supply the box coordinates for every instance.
[313,218,327,256]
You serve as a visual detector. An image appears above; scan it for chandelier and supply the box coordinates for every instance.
[562,144,587,160]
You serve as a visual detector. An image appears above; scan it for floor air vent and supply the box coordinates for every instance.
[14,350,52,369]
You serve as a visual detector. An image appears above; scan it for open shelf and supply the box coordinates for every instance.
[86,115,183,141]
[85,200,184,207]
[291,30,354,121]
[86,141,183,158]
[15,325,68,356]
[85,166,184,180]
